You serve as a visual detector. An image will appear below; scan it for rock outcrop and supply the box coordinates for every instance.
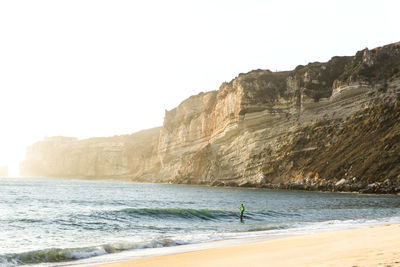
[20,42,400,193]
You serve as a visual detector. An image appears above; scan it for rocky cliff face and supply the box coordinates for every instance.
[20,128,161,180]
[20,42,400,193]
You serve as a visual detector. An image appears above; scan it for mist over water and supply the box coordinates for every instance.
[1,178,400,266]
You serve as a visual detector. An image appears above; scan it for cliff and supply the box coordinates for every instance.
[20,128,161,180]
[20,42,400,193]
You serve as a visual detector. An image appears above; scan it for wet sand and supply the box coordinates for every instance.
[95,223,400,267]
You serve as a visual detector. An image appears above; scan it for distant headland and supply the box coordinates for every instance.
[20,42,400,194]
[0,166,8,177]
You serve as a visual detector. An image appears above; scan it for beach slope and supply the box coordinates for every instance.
[95,224,400,267]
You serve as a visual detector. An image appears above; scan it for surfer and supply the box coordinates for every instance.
[240,203,245,221]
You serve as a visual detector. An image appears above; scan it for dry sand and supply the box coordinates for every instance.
[95,223,400,267]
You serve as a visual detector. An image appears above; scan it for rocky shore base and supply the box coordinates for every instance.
[168,177,400,194]
[263,178,400,194]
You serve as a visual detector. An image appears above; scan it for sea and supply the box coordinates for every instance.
[1,177,400,267]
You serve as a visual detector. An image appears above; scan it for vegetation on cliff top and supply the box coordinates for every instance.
[339,42,400,85]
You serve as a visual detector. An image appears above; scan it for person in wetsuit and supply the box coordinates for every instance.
[240,203,245,220]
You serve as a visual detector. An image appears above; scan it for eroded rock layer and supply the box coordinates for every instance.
[20,42,400,193]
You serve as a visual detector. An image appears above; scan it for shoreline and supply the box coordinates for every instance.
[93,223,400,267]
[14,177,400,195]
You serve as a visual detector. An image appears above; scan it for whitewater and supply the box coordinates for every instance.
[1,178,400,266]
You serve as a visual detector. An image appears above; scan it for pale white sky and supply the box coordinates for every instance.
[0,0,399,175]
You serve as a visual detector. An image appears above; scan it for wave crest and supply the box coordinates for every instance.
[0,238,181,266]
[116,208,235,221]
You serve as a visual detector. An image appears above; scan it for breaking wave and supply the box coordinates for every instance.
[0,238,183,266]
[114,208,237,221]
[109,208,300,221]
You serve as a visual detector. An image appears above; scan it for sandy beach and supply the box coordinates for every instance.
[95,223,400,267]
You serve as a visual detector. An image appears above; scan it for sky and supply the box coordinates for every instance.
[0,0,399,176]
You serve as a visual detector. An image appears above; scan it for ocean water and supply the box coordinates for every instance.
[1,178,400,266]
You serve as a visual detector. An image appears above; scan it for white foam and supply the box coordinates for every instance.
[68,247,107,260]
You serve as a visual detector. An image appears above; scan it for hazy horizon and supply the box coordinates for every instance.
[1,0,399,176]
